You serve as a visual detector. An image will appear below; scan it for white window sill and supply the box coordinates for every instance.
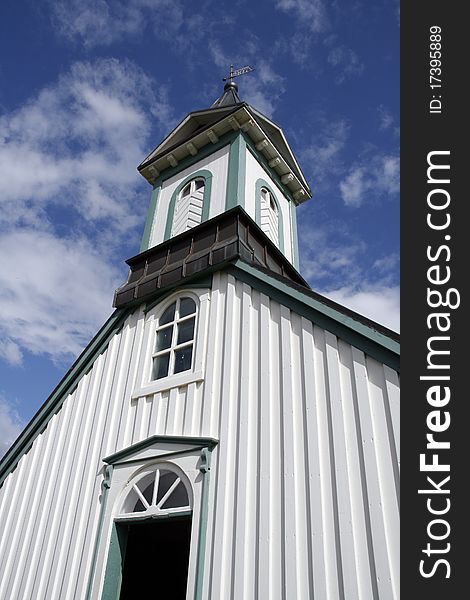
[131,370,204,399]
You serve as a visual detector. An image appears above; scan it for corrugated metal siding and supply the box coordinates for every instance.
[203,273,399,600]
[0,271,399,599]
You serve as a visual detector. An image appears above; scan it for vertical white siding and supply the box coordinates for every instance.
[203,274,399,600]
[0,272,399,599]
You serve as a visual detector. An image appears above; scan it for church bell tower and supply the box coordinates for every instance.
[136,77,311,269]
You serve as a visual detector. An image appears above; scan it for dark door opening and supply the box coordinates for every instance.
[118,515,192,599]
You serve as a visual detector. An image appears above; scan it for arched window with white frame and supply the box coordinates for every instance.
[151,296,197,380]
[118,464,192,519]
[171,177,205,237]
[260,186,280,246]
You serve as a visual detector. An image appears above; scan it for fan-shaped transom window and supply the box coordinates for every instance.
[120,467,191,518]
[152,296,197,380]
[260,187,279,246]
[171,177,205,236]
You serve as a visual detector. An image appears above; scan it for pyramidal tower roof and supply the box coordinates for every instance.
[138,71,312,202]
[210,80,242,108]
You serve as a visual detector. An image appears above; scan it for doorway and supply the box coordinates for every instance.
[118,515,192,599]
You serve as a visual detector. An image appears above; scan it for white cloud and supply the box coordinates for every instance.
[51,0,169,47]
[0,229,123,365]
[339,167,367,207]
[208,40,230,69]
[51,0,218,53]
[0,340,23,366]
[339,154,399,207]
[372,253,400,279]
[300,225,366,284]
[298,216,399,330]
[299,118,349,187]
[275,0,328,33]
[378,105,394,130]
[274,32,316,68]
[322,285,400,332]
[243,64,285,118]
[0,395,25,458]
[327,46,364,83]
[0,59,176,369]
[0,58,173,231]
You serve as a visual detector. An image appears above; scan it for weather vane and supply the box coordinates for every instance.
[223,65,254,84]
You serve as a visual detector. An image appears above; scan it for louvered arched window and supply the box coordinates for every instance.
[171,177,205,237]
[260,187,279,246]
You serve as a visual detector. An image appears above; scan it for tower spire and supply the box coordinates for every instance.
[211,65,254,109]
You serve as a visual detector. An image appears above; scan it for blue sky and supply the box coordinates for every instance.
[0,0,399,453]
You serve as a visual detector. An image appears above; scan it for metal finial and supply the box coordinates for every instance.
[223,65,254,84]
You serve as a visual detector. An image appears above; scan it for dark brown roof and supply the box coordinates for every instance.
[114,207,309,309]
[211,81,242,108]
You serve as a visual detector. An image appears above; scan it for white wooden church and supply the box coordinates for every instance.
[0,77,400,599]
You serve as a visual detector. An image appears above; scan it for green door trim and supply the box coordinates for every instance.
[194,446,213,600]
[85,465,114,600]
[94,445,216,600]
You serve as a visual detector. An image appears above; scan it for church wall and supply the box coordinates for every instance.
[0,298,214,600]
[0,271,399,600]
[0,313,139,600]
[148,143,230,248]
[203,272,399,600]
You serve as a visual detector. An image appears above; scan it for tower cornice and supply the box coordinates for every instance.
[138,104,312,203]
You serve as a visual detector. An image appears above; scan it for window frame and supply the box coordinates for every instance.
[259,185,280,246]
[181,177,205,198]
[151,296,198,381]
[171,177,206,236]
[261,187,278,216]
[164,169,213,241]
[131,288,210,399]
[116,461,193,522]
[255,178,285,253]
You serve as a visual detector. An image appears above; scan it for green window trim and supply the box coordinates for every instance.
[244,135,295,203]
[255,178,285,254]
[164,170,213,241]
[140,184,161,252]
[289,200,300,270]
[226,133,246,210]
